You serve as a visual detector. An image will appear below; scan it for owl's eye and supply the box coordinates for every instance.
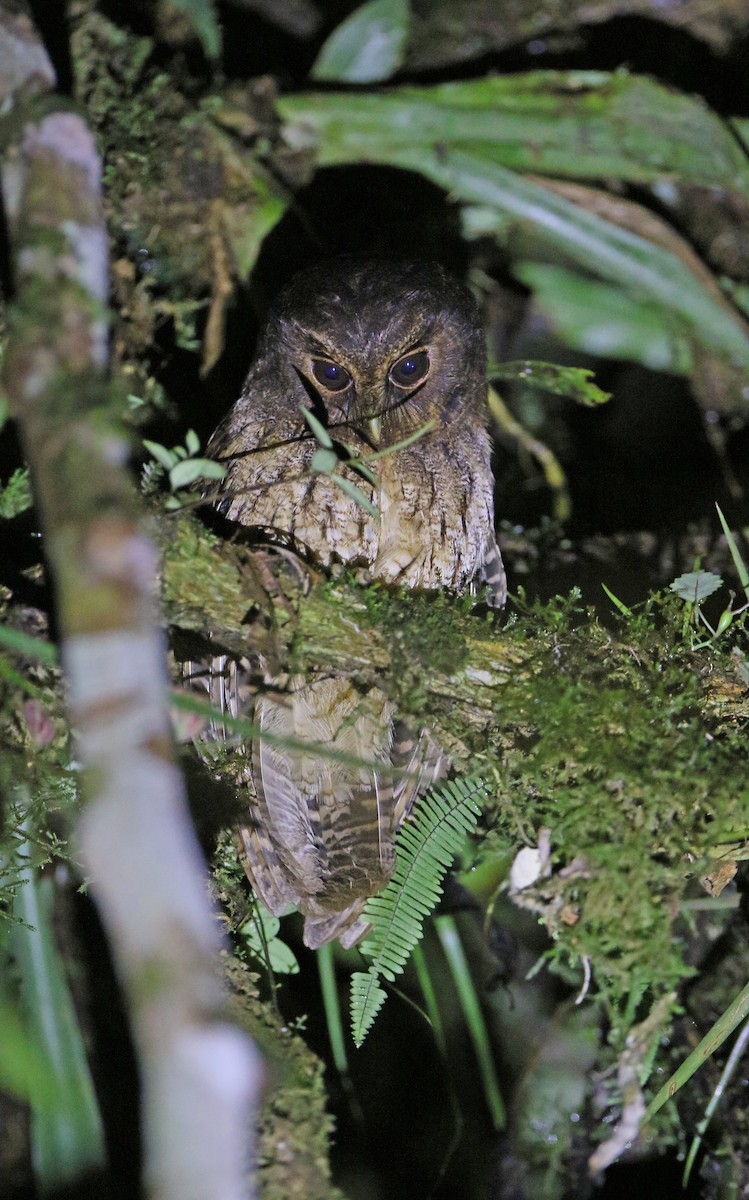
[312,359,351,392]
[389,350,430,389]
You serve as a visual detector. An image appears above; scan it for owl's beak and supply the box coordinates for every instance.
[368,416,381,444]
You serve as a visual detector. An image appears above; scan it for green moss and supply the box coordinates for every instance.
[473,592,749,1037]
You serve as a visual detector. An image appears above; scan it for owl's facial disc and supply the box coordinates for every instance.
[304,343,431,434]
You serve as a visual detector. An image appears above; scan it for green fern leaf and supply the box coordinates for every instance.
[350,776,486,1046]
[350,970,388,1046]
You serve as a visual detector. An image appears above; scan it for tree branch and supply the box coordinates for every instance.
[0,8,261,1198]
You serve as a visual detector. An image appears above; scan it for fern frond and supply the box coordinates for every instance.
[350,776,486,1047]
[350,970,388,1046]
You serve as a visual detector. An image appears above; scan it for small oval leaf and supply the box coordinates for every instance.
[311,448,339,476]
[311,0,410,85]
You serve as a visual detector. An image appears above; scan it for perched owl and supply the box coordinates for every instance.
[206,258,505,947]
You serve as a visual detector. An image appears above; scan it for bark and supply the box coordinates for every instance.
[0,8,261,1199]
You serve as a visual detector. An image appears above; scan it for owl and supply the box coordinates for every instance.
[206,258,505,947]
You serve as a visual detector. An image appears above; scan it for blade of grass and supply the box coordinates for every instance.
[715,503,749,603]
[645,978,749,1122]
[601,583,633,617]
[317,942,348,1077]
[436,916,505,1130]
[682,1016,749,1186]
[11,817,106,1187]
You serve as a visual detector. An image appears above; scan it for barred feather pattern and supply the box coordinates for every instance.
[198,259,505,947]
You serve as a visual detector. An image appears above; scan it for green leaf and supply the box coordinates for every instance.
[601,583,633,618]
[318,943,349,1075]
[279,85,749,377]
[0,467,32,518]
[169,0,221,60]
[142,438,178,470]
[489,360,610,406]
[715,503,749,600]
[0,624,58,666]
[350,970,388,1046]
[669,571,723,603]
[350,777,485,1046]
[311,0,410,84]
[299,404,333,448]
[436,917,505,1129]
[645,978,749,1122]
[311,448,339,476]
[11,832,106,1186]
[185,428,200,456]
[281,72,749,202]
[425,151,749,369]
[0,993,60,1106]
[169,457,225,490]
[514,265,693,374]
[241,908,299,975]
[330,472,379,519]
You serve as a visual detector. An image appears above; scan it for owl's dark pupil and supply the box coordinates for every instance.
[312,359,351,392]
[390,349,429,388]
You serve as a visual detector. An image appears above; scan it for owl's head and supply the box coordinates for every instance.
[255,258,487,442]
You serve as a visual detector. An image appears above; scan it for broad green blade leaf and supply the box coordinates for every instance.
[241,906,299,975]
[281,73,749,202]
[311,0,409,84]
[0,994,59,1107]
[488,360,610,406]
[170,0,221,59]
[11,837,106,1187]
[669,571,723,603]
[514,265,693,375]
[279,87,749,378]
[419,152,749,371]
[142,438,178,470]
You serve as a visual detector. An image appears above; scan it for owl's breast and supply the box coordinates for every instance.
[218,437,380,567]
[217,423,493,593]
[372,430,494,592]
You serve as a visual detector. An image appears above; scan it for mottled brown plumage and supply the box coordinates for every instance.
[207,258,505,947]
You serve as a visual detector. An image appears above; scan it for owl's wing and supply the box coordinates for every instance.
[249,677,398,924]
[234,815,304,917]
[480,533,508,608]
[390,722,448,829]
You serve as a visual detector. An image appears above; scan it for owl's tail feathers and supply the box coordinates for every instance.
[391,723,448,828]
[235,816,303,919]
[304,905,371,950]
[480,534,508,608]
